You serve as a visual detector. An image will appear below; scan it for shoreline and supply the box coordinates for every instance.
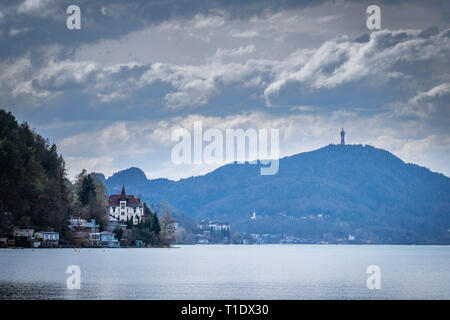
[1,243,450,250]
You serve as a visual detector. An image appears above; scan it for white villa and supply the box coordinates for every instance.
[198,220,231,232]
[107,186,144,225]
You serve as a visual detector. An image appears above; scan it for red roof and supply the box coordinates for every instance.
[108,186,142,207]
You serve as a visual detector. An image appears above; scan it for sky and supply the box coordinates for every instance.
[1,0,449,180]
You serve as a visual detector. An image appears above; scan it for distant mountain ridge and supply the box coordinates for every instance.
[103,144,450,244]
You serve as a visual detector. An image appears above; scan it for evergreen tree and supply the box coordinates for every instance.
[113,227,123,241]
[78,174,97,206]
[152,212,161,235]
[74,170,109,229]
[0,109,72,233]
[125,216,134,229]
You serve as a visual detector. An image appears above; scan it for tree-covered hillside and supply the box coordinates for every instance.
[105,145,450,244]
[0,109,72,232]
[0,109,172,247]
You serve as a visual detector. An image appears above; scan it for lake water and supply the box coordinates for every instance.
[0,245,449,299]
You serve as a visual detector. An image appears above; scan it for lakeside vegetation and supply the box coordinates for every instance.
[0,109,174,247]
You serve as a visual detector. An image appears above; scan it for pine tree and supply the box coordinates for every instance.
[78,174,97,206]
[152,212,161,235]
[0,109,72,233]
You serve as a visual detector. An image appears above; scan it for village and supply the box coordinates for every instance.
[0,184,238,248]
[1,186,162,248]
[0,199,359,248]
[0,179,358,248]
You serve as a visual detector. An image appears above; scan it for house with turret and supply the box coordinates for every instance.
[107,186,144,225]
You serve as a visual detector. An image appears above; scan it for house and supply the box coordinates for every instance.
[99,231,120,248]
[106,214,126,232]
[34,231,59,247]
[88,232,100,247]
[0,238,7,248]
[68,218,99,231]
[13,229,35,248]
[68,218,86,230]
[107,186,143,225]
[68,218,100,246]
[84,219,100,230]
[197,220,210,230]
[209,221,231,232]
[197,220,231,231]
[106,215,119,231]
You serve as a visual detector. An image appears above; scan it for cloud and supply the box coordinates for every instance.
[9,27,31,36]
[1,1,450,179]
[17,0,54,14]
[192,13,225,29]
[139,58,269,109]
[411,83,450,103]
[317,15,341,23]
[4,24,450,119]
[230,30,260,38]
[64,155,116,180]
[389,83,450,119]
[57,106,450,180]
[33,60,97,91]
[214,44,256,58]
[4,26,449,116]
[54,109,353,179]
[369,134,450,175]
[264,28,450,106]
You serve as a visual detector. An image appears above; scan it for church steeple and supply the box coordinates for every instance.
[121,185,126,197]
[340,128,345,145]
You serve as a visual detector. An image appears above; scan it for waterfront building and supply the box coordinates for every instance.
[13,229,35,248]
[68,218,99,231]
[88,232,100,247]
[34,231,59,247]
[210,221,231,231]
[106,214,123,231]
[197,220,231,231]
[107,186,143,225]
[197,220,210,230]
[99,231,120,248]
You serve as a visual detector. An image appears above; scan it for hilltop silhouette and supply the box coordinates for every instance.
[104,144,450,244]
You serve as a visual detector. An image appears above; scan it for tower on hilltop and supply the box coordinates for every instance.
[340,128,345,145]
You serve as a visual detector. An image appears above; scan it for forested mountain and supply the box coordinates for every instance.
[0,110,72,232]
[105,145,450,244]
[3,106,448,244]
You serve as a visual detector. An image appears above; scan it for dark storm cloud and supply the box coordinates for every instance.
[0,0,328,59]
[1,0,449,179]
[1,0,448,62]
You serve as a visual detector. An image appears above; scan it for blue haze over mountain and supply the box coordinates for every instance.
[102,144,450,244]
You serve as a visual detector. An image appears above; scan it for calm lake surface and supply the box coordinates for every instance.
[0,245,449,299]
